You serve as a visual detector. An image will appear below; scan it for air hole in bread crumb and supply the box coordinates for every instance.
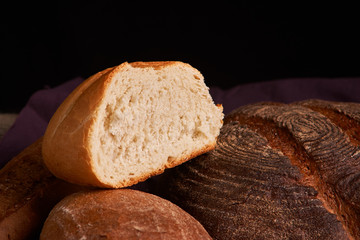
[167,156,175,164]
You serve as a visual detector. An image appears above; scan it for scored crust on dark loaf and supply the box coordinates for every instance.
[163,99,360,240]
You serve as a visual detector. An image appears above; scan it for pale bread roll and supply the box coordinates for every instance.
[40,189,212,240]
[42,61,223,188]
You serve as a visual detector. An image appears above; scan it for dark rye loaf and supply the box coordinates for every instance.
[0,138,86,240]
[163,99,360,240]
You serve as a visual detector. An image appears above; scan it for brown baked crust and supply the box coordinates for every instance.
[0,138,86,240]
[226,100,360,239]
[163,100,360,240]
[129,61,180,69]
[42,61,219,188]
[40,189,212,240]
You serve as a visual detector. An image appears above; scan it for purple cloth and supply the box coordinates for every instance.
[210,78,360,114]
[1,77,360,168]
[0,77,83,168]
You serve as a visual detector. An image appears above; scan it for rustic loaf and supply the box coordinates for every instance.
[0,138,86,240]
[42,61,223,188]
[40,189,212,240]
[163,99,360,240]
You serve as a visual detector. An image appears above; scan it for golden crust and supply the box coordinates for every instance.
[42,61,219,188]
[129,61,180,69]
[42,66,115,187]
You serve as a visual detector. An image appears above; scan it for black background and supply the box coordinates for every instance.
[1,1,360,112]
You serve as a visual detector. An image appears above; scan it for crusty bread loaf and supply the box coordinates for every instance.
[163,99,360,240]
[0,138,86,240]
[42,61,223,188]
[40,189,212,240]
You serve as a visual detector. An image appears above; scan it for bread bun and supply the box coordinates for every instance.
[42,61,223,188]
[40,189,212,240]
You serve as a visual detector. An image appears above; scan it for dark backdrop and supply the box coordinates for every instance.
[1,1,359,112]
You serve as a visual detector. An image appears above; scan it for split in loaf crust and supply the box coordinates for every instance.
[42,61,223,188]
[163,99,360,240]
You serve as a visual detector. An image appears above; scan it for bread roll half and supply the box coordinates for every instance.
[42,61,223,188]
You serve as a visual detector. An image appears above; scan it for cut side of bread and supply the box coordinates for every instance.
[42,61,223,188]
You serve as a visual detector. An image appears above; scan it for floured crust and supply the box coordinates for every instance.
[42,61,221,188]
[40,189,212,239]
